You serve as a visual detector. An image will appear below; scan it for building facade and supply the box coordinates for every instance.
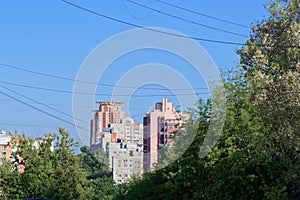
[110,117,143,145]
[109,142,143,184]
[90,101,125,151]
[143,98,185,173]
[0,130,14,162]
[90,101,144,183]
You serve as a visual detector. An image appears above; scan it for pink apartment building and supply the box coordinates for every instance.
[143,98,184,173]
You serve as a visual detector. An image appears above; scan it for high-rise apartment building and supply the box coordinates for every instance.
[110,117,143,145]
[90,101,144,183]
[143,98,185,173]
[90,101,125,151]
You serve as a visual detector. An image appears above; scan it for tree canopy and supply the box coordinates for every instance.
[0,0,299,199]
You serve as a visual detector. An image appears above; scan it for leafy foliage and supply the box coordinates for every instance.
[238,0,300,156]
[120,1,300,199]
[0,129,95,199]
[1,1,300,199]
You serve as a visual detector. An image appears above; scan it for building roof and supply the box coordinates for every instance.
[0,135,11,145]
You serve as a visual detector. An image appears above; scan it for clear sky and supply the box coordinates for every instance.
[0,0,269,146]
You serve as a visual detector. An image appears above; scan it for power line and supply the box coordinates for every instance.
[0,88,89,132]
[0,123,62,128]
[61,0,244,45]
[126,0,248,37]
[0,98,150,110]
[0,62,209,91]
[0,84,89,125]
[0,62,97,85]
[154,0,250,29]
[0,80,209,97]
[131,112,146,119]
[0,98,91,108]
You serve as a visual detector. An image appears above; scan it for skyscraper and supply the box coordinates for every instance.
[90,101,124,151]
[143,98,185,173]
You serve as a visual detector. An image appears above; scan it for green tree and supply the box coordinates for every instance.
[238,0,300,197]
[78,145,110,178]
[122,67,298,199]
[122,1,300,199]
[238,0,300,156]
[77,145,123,200]
[0,128,92,199]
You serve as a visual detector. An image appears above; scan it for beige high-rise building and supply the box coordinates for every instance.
[90,101,124,151]
[90,101,144,183]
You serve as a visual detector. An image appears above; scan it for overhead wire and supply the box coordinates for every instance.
[0,98,151,110]
[0,80,209,97]
[1,0,234,132]
[126,0,248,37]
[0,62,209,91]
[0,88,89,132]
[0,84,89,124]
[153,0,250,28]
[0,123,65,128]
[61,0,244,45]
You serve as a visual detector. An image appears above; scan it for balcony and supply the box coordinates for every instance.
[165,121,180,126]
[165,127,179,133]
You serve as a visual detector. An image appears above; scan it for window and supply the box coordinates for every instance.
[1,145,6,151]
[2,152,6,158]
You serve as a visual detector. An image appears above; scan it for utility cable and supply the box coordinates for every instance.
[154,0,249,28]
[0,84,89,125]
[0,62,208,91]
[0,80,208,97]
[61,0,243,45]
[126,0,248,37]
[0,88,89,132]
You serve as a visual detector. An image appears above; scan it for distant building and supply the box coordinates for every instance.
[0,131,14,164]
[109,142,143,184]
[110,117,143,145]
[90,101,125,151]
[0,131,54,174]
[102,118,143,184]
[90,101,144,183]
[143,98,186,173]
[32,136,55,151]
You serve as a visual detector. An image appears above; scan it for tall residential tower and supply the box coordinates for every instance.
[90,101,124,151]
[143,98,185,173]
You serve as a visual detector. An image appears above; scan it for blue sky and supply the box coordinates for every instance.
[0,0,269,146]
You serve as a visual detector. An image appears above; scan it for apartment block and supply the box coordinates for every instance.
[0,130,14,162]
[90,101,125,151]
[90,101,144,183]
[143,98,185,173]
[109,142,143,184]
[110,117,143,145]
